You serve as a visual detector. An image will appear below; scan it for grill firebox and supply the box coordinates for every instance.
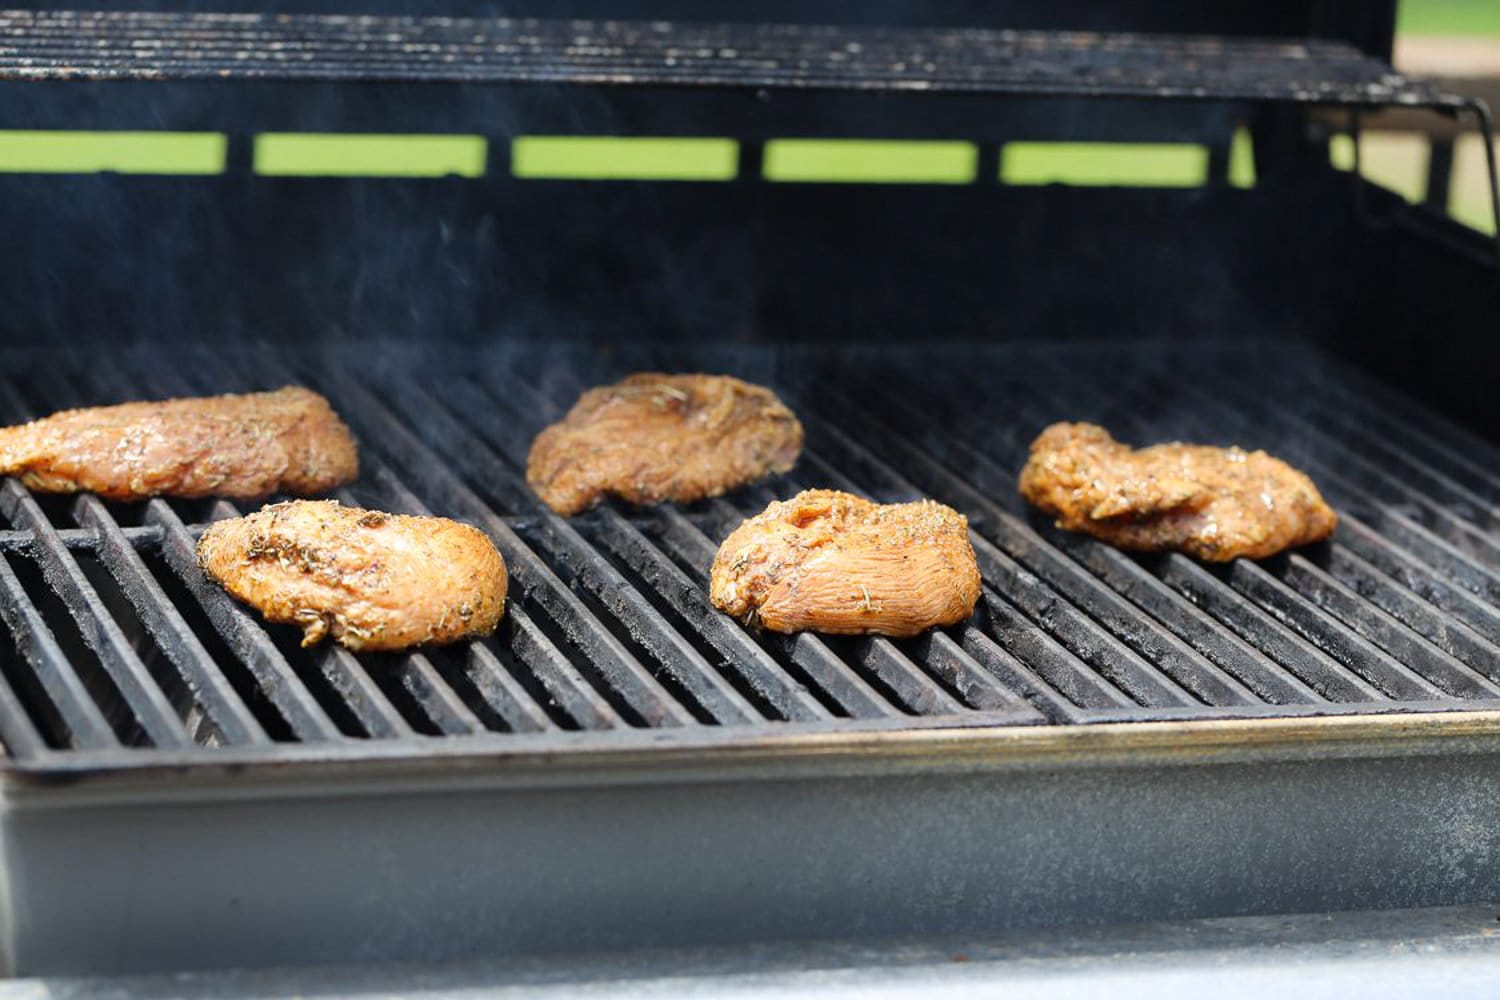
[4,341,1497,772]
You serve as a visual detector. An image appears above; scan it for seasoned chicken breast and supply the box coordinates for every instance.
[197,500,506,652]
[527,373,803,516]
[710,489,982,637]
[1019,422,1337,562]
[0,386,357,501]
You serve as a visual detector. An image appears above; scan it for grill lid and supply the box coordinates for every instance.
[0,342,1497,778]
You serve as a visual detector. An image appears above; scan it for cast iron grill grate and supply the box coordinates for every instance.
[0,341,1498,772]
[0,10,1466,109]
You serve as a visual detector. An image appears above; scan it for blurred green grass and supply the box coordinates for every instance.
[1399,0,1500,37]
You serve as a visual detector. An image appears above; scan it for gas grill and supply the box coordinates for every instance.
[2,0,1500,990]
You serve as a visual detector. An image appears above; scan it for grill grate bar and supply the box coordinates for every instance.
[359,449,617,732]
[845,367,1326,706]
[1281,401,1500,528]
[947,621,1086,723]
[198,493,413,742]
[1230,353,1500,525]
[391,651,486,735]
[0,525,163,552]
[148,356,484,740]
[459,643,554,734]
[976,369,1388,704]
[197,349,625,734]
[585,510,833,722]
[648,504,904,718]
[1053,536,1324,704]
[726,466,1032,716]
[826,373,1278,707]
[1319,359,1500,505]
[901,630,1042,715]
[0,551,117,750]
[466,370,840,722]
[480,364,918,722]
[1332,516,1500,647]
[1281,553,1500,691]
[352,457,595,733]
[1024,353,1489,707]
[1190,376,1500,571]
[0,666,45,758]
[0,478,190,748]
[74,494,269,746]
[311,648,413,739]
[121,353,416,742]
[1366,508,1500,604]
[0,11,1463,110]
[375,374,762,727]
[822,368,1309,710]
[1160,370,1500,604]
[695,492,965,717]
[789,387,1206,711]
[513,360,1034,720]
[1228,560,1470,700]
[146,500,344,743]
[314,369,695,729]
[1156,554,1388,702]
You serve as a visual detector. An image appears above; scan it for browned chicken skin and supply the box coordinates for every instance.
[527,373,803,516]
[0,386,357,501]
[197,500,506,652]
[710,489,982,637]
[1019,422,1338,562]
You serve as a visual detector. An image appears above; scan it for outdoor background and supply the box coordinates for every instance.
[1380,0,1500,231]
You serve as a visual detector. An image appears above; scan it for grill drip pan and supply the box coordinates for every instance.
[3,340,1500,976]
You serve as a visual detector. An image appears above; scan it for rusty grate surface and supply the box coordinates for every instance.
[0,10,1464,109]
[0,341,1496,773]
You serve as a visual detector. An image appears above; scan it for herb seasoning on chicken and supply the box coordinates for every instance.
[0,386,357,501]
[197,500,506,652]
[1019,422,1337,561]
[710,489,981,637]
[527,373,803,516]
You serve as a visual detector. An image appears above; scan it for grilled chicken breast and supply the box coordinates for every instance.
[1019,422,1337,561]
[197,500,506,652]
[710,489,982,637]
[527,373,803,516]
[0,386,357,501]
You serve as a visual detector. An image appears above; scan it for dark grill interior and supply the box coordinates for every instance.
[0,10,1461,110]
[3,341,1498,769]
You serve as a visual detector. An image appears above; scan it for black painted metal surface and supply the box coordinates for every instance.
[0,341,1497,773]
[0,10,1462,109]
